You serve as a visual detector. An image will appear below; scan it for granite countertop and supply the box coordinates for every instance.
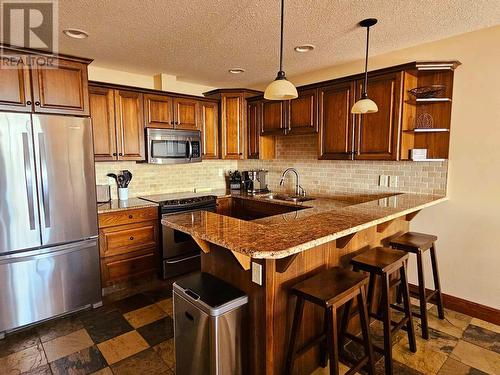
[97,198,158,214]
[161,191,447,259]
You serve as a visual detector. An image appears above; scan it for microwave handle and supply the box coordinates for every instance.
[187,138,193,161]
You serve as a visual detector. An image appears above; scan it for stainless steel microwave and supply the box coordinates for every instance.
[146,128,202,164]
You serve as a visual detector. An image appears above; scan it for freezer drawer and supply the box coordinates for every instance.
[0,239,101,333]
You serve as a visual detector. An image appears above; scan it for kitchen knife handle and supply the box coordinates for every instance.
[22,132,36,230]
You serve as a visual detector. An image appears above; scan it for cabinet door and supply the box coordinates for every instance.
[354,72,402,160]
[115,90,145,161]
[247,101,261,159]
[144,93,174,128]
[261,100,285,135]
[221,94,245,159]
[288,89,318,134]
[89,86,117,161]
[31,59,89,115]
[318,82,355,160]
[174,98,199,130]
[200,101,219,159]
[0,56,32,112]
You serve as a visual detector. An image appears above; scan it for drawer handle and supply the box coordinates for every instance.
[185,311,194,321]
[128,215,133,219]
[129,236,134,240]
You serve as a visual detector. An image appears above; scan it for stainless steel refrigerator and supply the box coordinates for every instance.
[0,112,101,336]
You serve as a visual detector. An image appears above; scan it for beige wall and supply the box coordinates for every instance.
[286,26,500,309]
[87,66,215,96]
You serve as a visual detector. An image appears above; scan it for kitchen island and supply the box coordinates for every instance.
[162,192,446,374]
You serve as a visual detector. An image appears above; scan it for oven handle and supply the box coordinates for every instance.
[165,253,201,264]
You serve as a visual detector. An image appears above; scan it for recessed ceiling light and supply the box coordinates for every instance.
[228,68,245,74]
[63,28,89,39]
[294,44,315,53]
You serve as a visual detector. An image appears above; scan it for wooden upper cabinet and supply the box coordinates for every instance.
[114,90,145,161]
[31,59,89,116]
[261,100,285,135]
[89,86,117,161]
[174,98,199,130]
[318,82,355,160]
[144,93,174,128]
[221,94,245,159]
[200,101,219,159]
[287,89,318,135]
[354,71,402,160]
[247,101,261,159]
[0,56,32,112]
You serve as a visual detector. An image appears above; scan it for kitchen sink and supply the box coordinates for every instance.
[265,193,315,203]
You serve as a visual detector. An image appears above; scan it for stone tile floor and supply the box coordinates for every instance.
[0,279,498,375]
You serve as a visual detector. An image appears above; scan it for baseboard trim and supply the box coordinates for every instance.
[409,284,500,326]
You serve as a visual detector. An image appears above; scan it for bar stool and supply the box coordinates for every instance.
[285,267,375,375]
[390,232,445,339]
[350,247,416,375]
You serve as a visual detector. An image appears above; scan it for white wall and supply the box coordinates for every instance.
[288,26,500,309]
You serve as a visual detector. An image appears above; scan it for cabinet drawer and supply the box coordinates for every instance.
[98,207,158,228]
[101,250,157,286]
[100,221,157,257]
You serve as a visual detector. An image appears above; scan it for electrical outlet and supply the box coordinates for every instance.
[389,175,398,188]
[107,176,115,185]
[379,175,389,187]
[251,262,263,285]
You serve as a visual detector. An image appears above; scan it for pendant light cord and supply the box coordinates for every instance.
[279,0,284,73]
[363,25,370,97]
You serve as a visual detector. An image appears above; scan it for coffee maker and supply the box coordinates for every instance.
[242,169,269,193]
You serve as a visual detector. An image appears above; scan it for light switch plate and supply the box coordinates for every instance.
[389,175,398,188]
[379,175,389,187]
[251,262,263,285]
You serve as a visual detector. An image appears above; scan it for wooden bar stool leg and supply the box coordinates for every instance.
[430,244,445,320]
[381,273,393,375]
[395,259,409,305]
[338,299,352,357]
[416,251,429,339]
[400,263,417,353]
[325,307,340,375]
[366,273,376,315]
[285,296,305,374]
[320,308,328,368]
[357,287,376,375]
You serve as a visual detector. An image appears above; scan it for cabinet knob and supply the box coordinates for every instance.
[170,121,174,125]
[26,101,32,105]
[174,121,179,125]
[34,101,40,106]
[128,215,133,219]
[119,153,123,156]
[129,236,134,240]
[112,153,117,156]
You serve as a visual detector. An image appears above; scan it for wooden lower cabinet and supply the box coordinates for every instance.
[98,207,159,287]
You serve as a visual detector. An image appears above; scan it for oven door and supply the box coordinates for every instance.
[147,128,201,164]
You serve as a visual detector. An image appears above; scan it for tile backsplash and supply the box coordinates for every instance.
[94,160,237,199]
[238,134,448,196]
[95,135,448,199]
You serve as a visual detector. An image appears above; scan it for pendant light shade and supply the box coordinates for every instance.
[352,18,378,114]
[264,0,298,100]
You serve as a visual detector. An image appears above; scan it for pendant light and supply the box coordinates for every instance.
[351,18,378,114]
[264,0,298,100]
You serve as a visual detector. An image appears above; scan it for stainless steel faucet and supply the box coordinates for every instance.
[279,168,306,196]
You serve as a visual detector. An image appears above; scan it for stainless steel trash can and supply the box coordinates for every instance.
[173,272,248,375]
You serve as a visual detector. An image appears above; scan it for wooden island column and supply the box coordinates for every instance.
[200,217,411,375]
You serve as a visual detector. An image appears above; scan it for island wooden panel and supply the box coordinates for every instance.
[201,217,409,375]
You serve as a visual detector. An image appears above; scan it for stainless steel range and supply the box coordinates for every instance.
[139,193,216,279]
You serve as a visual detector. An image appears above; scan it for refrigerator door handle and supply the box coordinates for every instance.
[22,131,36,230]
[38,133,51,228]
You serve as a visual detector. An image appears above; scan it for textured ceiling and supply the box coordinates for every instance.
[49,0,500,87]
